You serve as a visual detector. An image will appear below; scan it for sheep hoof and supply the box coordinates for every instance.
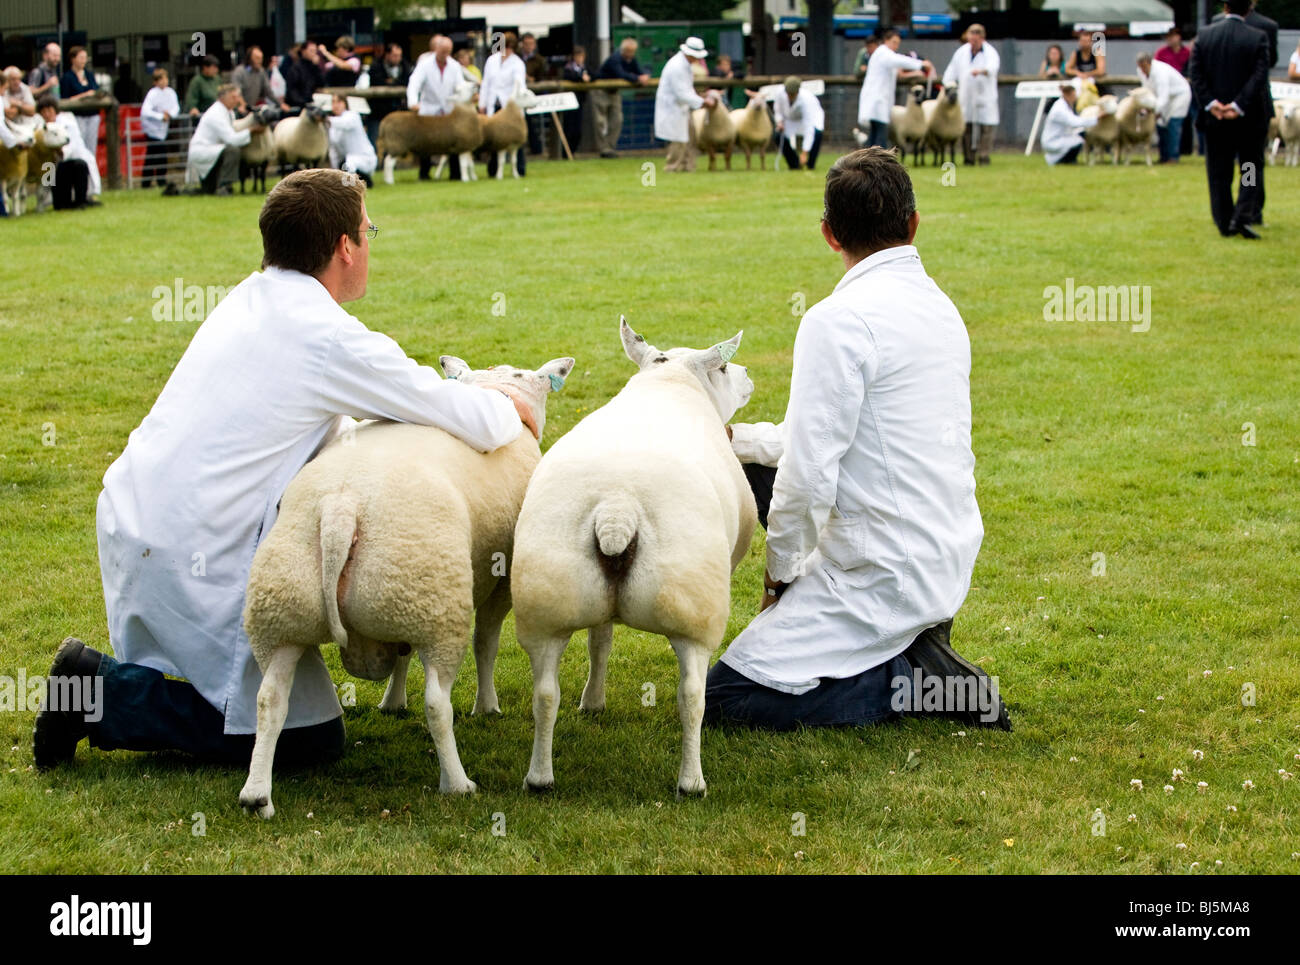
[239,788,275,820]
[440,777,478,794]
[471,701,502,716]
[378,702,408,715]
[524,776,554,794]
[676,781,707,800]
[578,701,605,714]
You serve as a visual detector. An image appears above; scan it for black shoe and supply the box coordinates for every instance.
[161,183,179,196]
[901,621,1012,731]
[32,637,104,770]
[1228,221,1260,239]
[600,150,619,158]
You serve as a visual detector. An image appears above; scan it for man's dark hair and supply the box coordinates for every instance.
[880,28,900,42]
[260,169,365,276]
[822,147,915,257]
[202,54,220,68]
[1166,26,1182,37]
[386,42,404,56]
[36,93,58,112]
[1224,0,1252,13]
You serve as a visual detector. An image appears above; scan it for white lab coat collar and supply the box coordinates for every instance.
[833,244,920,293]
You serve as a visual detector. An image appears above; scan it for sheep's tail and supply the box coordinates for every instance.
[593,496,638,557]
[319,492,359,649]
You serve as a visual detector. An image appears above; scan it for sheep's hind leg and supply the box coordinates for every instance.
[420,648,476,793]
[521,632,569,791]
[383,155,397,185]
[432,155,447,180]
[669,636,711,798]
[471,579,512,716]
[238,645,306,819]
[378,650,413,712]
[579,622,613,712]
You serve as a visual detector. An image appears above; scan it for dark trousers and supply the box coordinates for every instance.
[85,651,345,767]
[419,154,462,180]
[52,159,90,209]
[1056,144,1083,165]
[200,144,241,193]
[781,128,823,170]
[141,136,168,186]
[866,120,890,148]
[1202,117,1264,234]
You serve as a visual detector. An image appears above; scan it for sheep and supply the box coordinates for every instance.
[730,89,772,171]
[1275,100,1300,167]
[1116,88,1158,165]
[25,123,69,212]
[273,103,330,170]
[691,95,736,171]
[890,84,929,165]
[236,104,280,193]
[478,81,539,179]
[923,84,964,166]
[237,354,576,818]
[378,103,483,184]
[0,135,31,217]
[1081,95,1120,165]
[510,317,757,797]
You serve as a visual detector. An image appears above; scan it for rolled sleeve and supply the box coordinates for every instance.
[731,422,784,467]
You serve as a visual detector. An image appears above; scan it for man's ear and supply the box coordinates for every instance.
[821,219,844,253]
[906,210,920,245]
[440,356,471,380]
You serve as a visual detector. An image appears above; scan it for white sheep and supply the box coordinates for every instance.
[237,354,575,818]
[478,80,539,179]
[234,104,279,192]
[890,84,928,164]
[510,317,757,797]
[730,90,772,171]
[922,85,963,166]
[1081,94,1120,165]
[692,95,736,171]
[1275,100,1300,167]
[1116,88,1158,165]
[273,103,330,170]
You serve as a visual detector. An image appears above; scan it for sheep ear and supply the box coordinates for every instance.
[538,357,576,392]
[620,315,655,368]
[440,355,471,380]
[689,330,743,372]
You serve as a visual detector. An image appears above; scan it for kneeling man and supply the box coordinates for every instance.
[706,147,1009,732]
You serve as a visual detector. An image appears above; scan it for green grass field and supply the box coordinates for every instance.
[1,151,1298,874]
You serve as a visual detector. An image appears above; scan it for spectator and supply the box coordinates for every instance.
[27,43,61,99]
[943,23,1000,166]
[113,64,141,103]
[283,42,324,111]
[269,54,287,106]
[593,37,648,158]
[518,33,545,158]
[35,94,101,206]
[368,42,414,142]
[1041,82,1096,165]
[1137,51,1191,163]
[859,29,933,149]
[774,76,824,170]
[236,46,273,108]
[60,46,102,156]
[453,47,480,83]
[561,46,590,153]
[1290,37,1300,81]
[480,32,527,176]
[654,36,716,173]
[711,53,746,108]
[1155,26,1191,74]
[407,35,466,180]
[3,66,39,138]
[1065,29,1106,84]
[139,67,180,188]
[185,55,222,118]
[328,93,376,186]
[321,35,362,87]
[1039,44,1066,78]
[182,83,258,195]
[853,34,880,80]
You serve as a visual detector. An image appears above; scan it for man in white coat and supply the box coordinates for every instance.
[35,94,102,204]
[479,31,529,176]
[408,34,467,180]
[942,23,1000,165]
[33,169,536,769]
[184,84,258,194]
[327,94,377,184]
[859,28,933,149]
[1041,82,1097,164]
[1136,51,1192,163]
[706,147,1010,732]
[655,36,718,172]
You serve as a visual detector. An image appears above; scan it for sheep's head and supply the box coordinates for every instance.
[439,354,576,442]
[1096,94,1119,116]
[37,124,69,149]
[619,316,753,422]
[744,89,766,111]
[909,84,926,104]
[452,78,479,103]
[303,103,329,125]
[509,79,539,110]
[941,85,959,105]
[253,104,282,125]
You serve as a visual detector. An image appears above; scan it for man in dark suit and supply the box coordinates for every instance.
[1212,2,1278,223]
[1188,0,1271,238]
[366,42,414,144]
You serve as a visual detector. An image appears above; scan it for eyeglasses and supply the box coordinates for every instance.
[366,223,379,240]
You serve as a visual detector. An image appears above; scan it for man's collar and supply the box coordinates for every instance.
[261,265,335,303]
[833,244,920,293]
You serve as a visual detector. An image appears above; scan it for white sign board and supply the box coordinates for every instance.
[526,92,580,114]
[1016,80,1070,99]
[759,78,825,102]
[1271,82,1300,102]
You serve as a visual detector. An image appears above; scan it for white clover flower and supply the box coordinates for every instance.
[1176,842,1188,850]
[1190,861,1200,869]
[1069,756,1078,762]
[1192,749,1204,761]
[1127,814,1137,823]
[1163,785,1175,794]
[1243,780,1255,791]
[1202,670,1212,678]
[1226,805,1237,813]
[1197,781,1208,793]
[1215,860,1223,867]
[1130,779,1144,790]
[1172,768,1184,781]
[1278,770,1294,781]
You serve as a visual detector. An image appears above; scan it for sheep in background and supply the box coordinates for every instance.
[1275,100,1300,167]
[890,84,929,164]
[510,317,757,797]
[378,104,483,184]
[235,104,280,193]
[0,132,33,216]
[923,85,963,166]
[478,81,539,179]
[238,354,575,818]
[692,94,736,171]
[273,103,330,170]
[730,90,772,170]
[1116,88,1158,165]
[1081,94,1120,165]
[25,122,69,212]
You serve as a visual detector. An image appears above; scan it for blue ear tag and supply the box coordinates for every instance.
[716,341,738,364]
[447,372,457,380]
[548,373,566,392]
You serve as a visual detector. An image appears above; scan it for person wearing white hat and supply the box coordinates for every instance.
[655,36,718,172]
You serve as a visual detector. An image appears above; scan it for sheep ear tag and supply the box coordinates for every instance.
[716,341,738,365]
[548,373,566,392]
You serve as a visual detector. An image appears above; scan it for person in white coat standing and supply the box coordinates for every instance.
[654,36,718,172]
[183,84,258,195]
[408,34,468,179]
[942,23,1000,165]
[1041,82,1097,164]
[706,147,1010,732]
[1136,51,1191,163]
[33,169,537,770]
[858,29,933,149]
[479,32,529,176]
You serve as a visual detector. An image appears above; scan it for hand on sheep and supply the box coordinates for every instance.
[760,569,789,613]
[495,388,540,441]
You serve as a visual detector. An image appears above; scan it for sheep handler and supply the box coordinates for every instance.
[654,36,718,173]
[33,169,538,769]
[707,147,1011,733]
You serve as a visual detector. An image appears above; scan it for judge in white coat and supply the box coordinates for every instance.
[774,75,826,170]
[407,35,469,180]
[185,84,256,194]
[33,169,536,770]
[1041,82,1097,164]
[858,28,933,149]
[705,147,1009,732]
[654,36,717,172]
[1136,51,1191,163]
[942,23,1000,164]
[327,94,377,182]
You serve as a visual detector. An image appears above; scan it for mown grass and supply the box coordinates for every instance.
[1,150,1297,874]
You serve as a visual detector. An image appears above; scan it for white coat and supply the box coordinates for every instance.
[51,110,102,196]
[186,99,249,182]
[327,109,376,173]
[859,46,924,125]
[1140,59,1191,125]
[479,52,525,116]
[1041,96,1096,164]
[942,42,1000,125]
[407,55,466,116]
[139,85,180,141]
[96,267,522,734]
[654,51,704,142]
[723,245,983,694]
[773,87,825,148]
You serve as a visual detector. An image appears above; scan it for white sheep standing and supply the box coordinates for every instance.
[273,103,330,170]
[1274,99,1300,167]
[234,104,280,192]
[478,80,539,179]
[1116,87,1158,165]
[730,89,772,171]
[237,354,575,818]
[1081,94,1120,165]
[510,317,757,797]
[691,95,737,171]
[890,84,929,165]
[922,84,963,166]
